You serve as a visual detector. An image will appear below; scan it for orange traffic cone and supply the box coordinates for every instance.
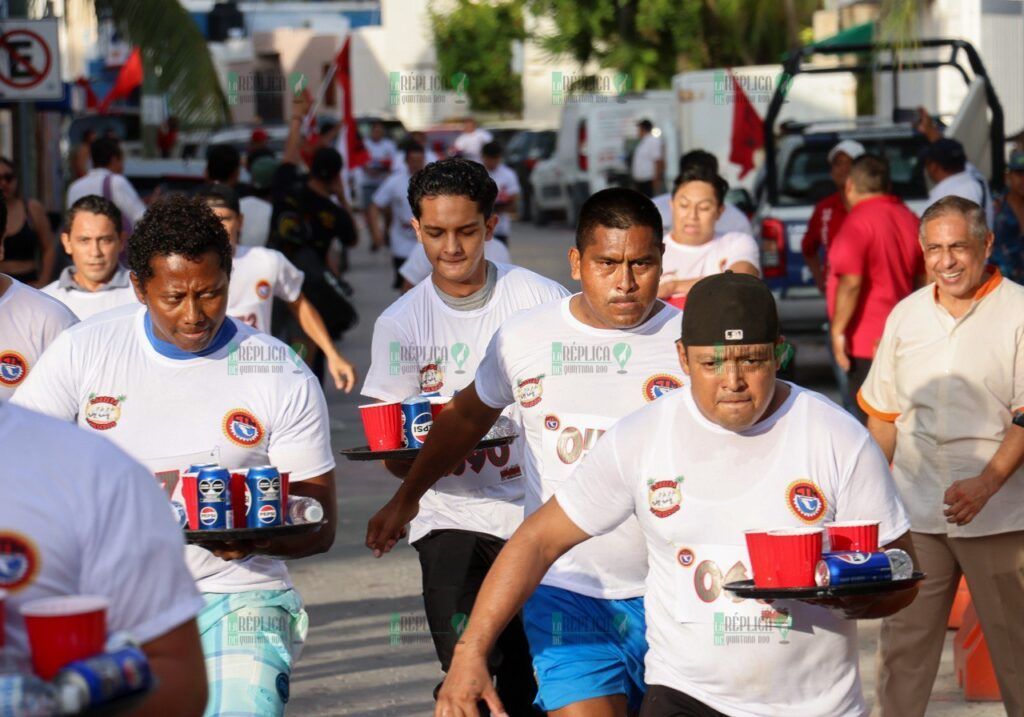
[948,576,971,629]
[954,601,1002,701]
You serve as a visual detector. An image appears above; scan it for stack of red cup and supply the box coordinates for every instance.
[825,520,880,552]
[359,402,403,451]
[20,595,108,679]
[745,527,824,588]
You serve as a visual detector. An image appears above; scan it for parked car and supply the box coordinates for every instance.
[755,38,1005,355]
[505,129,556,221]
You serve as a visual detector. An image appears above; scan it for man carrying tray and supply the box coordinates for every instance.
[434,272,918,717]
[367,187,686,717]
[13,194,336,717]
[361,157,567,712]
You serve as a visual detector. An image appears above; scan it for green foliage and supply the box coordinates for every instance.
[526,0,820,90]
[96,0,229,128]
[429,1,527,114]
[878,0,922,45]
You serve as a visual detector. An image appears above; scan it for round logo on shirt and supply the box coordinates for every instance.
[786,480,827,524]
[676,547,695,568]
[222,409,265,448]
[0,351,28,387]
[648,476,684,518]
[0,532,40,592]
[419,363,444,393]
[255,280,272,301]
[514,376,544,409]
[543,414,560,431]
[84,394,124,431]
[642,374,683,402]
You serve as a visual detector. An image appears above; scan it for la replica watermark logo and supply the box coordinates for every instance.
[648,476,684,518]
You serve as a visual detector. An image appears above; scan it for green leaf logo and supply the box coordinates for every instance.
[451,72,468,102]
[451,342,470,372]
[613,342,632,373]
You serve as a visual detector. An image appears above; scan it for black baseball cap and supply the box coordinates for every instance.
[681,272,779,346]
[923,138,967,169]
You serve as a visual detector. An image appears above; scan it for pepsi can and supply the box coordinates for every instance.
[814,549,914,586]
[196,466,232,530]
[54,646,152,711]
[401,396,433,448]
[245,466,284,528]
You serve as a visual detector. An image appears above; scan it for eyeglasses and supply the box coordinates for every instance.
[0,173,16,183]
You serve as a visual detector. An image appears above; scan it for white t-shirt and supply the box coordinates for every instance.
[372,171,418,259]
[653,194,754,237]
[631,134,664,182]
[41,269,138,321]
[662,231,761,283]
[11,304,335,594]
[228,245,305,332]
[239,195,273,247]
[928,167,993,227]
[556,384,910,716]
[488,163,521,238]
[453,129,494,163]
[0,402,203,661]
[399,240,512,286]
[474,298,686,599]
[363,137,399,179]
[0,277,78,401]
[65,169,147,227]
[362,263,568,542]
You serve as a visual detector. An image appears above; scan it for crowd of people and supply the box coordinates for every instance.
[1,94,1023,717]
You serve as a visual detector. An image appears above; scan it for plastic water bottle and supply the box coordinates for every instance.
[0,673,58,716]
[288,497,324,525]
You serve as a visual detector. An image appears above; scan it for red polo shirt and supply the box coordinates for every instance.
[801,191,848,263]
[826,194,923,359]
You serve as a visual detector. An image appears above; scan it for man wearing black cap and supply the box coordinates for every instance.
[434,272,918,717]
[924,137,993,227]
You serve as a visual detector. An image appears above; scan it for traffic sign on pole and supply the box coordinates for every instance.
[0,19,61,100]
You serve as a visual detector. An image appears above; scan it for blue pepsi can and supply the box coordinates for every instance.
[245,466,284,527]
[401,396,433,448]
[815,551,894,586]
[55,646,152,710]
[196,466,232,530]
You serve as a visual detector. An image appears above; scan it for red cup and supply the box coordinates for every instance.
[429,396,452,420]
[665,294,687,310]
[826,521,879,553]
[766,528,823,588]
[181,474,200,530]
[359,402,404,451]
[230,471,248,528]
[744,530,775,587]
[21,595,108,679]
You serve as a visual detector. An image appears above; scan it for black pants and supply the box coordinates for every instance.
[413,529,542,716]
[639,685,729,717]
[847,356,873,425]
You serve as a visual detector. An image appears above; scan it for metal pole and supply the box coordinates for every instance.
[6,0,33,194]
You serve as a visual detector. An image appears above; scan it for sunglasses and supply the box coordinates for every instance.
[0,173,16,183]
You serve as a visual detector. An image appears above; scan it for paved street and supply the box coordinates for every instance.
[288,220,1002,717]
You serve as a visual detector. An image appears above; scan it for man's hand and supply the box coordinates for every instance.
[831,332,850,372]
[365,493,417,557]
[944,474,999,525]
[326,351,357,392]
[435,650,507,717]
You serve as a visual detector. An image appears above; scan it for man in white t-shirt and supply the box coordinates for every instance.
[924,138,994,227]
[481,141,521,245]
[42,195,138,320]
[652,150,753,236]
[631,119,665,198]
[453,118,493,164]
[437,272,918,717]
[13,194,337,717]
[368,187,686,716]
[1,401,207,716]
[369,143,426,289]
[65,137,147,231]
[361,121,399,208]
[399,239,511,290]
[659,164,760,306]
[197,185,356,392]
[363,157,568,711]
[0,200,79,401]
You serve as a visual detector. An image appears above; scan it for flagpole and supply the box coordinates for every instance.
[302,56,340,136]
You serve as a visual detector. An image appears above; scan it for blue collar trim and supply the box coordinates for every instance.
[143,312,237,359]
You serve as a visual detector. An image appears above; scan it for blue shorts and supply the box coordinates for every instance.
[198,589,308,717]
[522,584,647,712]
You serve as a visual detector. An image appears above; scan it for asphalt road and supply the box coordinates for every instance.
[287,221,1001,717]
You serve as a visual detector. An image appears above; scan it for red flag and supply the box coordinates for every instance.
[728,70,764,179]
[75,77,98,109]
[98,47,143,114]
[334,37,369,169]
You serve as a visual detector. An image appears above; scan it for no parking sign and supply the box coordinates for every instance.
[0,19,61,101]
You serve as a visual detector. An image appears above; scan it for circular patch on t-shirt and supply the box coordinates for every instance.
[786,480,827,523]
[0,532,40,592]
[255,280,272,300]
[543,414,560,431]
[222,408,265,448]
[643,373,682,402]
[676,547,695,568]
[0,351,28,387]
